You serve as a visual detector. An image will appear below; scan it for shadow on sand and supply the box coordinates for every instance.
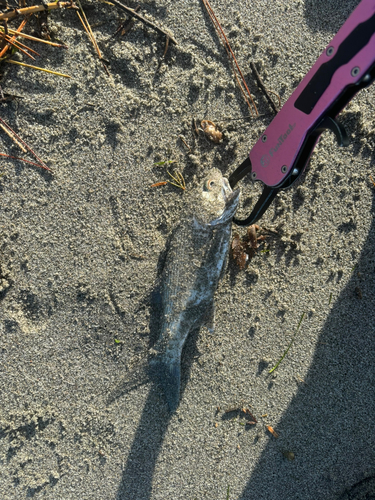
[114,4,372,497]
[239,199,375,500]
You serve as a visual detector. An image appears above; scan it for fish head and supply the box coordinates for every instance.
[195,169,240,226]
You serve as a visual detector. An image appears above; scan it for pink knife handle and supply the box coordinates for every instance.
[250,0,375,187]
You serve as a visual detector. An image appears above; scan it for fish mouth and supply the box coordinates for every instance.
[208,180,240,226]
[222,178,240,207]
[222,177,232,201]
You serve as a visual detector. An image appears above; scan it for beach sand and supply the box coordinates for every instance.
[0,0,374,498]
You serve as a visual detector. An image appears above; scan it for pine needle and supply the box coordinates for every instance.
[0,117,51,171]
[1,35,37,60]
[77,0,102,56]
[0,123,27,152]
[167,170,185,190]
[201,0,258,117]
[0,17,28,59]
[5,34,41,56]
[0,152,50,170]
[1,58,71,78]
[269,313,305,374]
[0,28,68,48]
[76,0,109,75]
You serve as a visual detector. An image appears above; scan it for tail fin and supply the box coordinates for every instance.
[150,357,181,412]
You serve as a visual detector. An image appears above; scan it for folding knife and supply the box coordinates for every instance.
[229,0,375,226]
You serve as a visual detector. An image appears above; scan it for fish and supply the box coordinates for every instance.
[150,168,240,412]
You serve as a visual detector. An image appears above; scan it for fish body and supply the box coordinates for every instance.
[150,169,240,411]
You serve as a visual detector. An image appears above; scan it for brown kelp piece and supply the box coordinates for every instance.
[231,225,267,268]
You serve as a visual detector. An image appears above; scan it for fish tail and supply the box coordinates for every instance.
[150,357,181,412]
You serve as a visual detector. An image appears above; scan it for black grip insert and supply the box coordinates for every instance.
[294,12,375,115]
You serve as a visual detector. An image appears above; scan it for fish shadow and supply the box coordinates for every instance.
[113,327,201,499]
[109,229,203,499]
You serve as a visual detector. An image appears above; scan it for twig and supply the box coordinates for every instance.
[0,2,75,21]
[112,5,140,37]
[179,135,191,151]
[266,89,281,108]
[250,61,279,114]
[109,0,177,45]
[162,35,170,58]
[202,0,258,117]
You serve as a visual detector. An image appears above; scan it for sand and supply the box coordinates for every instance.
[0,0,374,498]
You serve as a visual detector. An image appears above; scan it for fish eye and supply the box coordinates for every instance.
[205,179,215,191]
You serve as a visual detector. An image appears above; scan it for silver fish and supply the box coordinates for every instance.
[150,168,240,411]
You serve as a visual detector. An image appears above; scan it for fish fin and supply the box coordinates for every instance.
[204,303,215,334]
[150,357,181,412]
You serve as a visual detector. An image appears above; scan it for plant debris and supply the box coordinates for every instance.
[109,0,177,46]
[0,1,75,22]
[76,0,109,75]
[250,61,280,115]
[223,406,258,425]
[282,450,295,461]
[266,425,279,438]
[269,312,306,374]
[200,120,223,143]
[112,5,140,37]
[201,0,258,117]
[231,224,267,269]
[0,117,51,171]
[151,169,186,191]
